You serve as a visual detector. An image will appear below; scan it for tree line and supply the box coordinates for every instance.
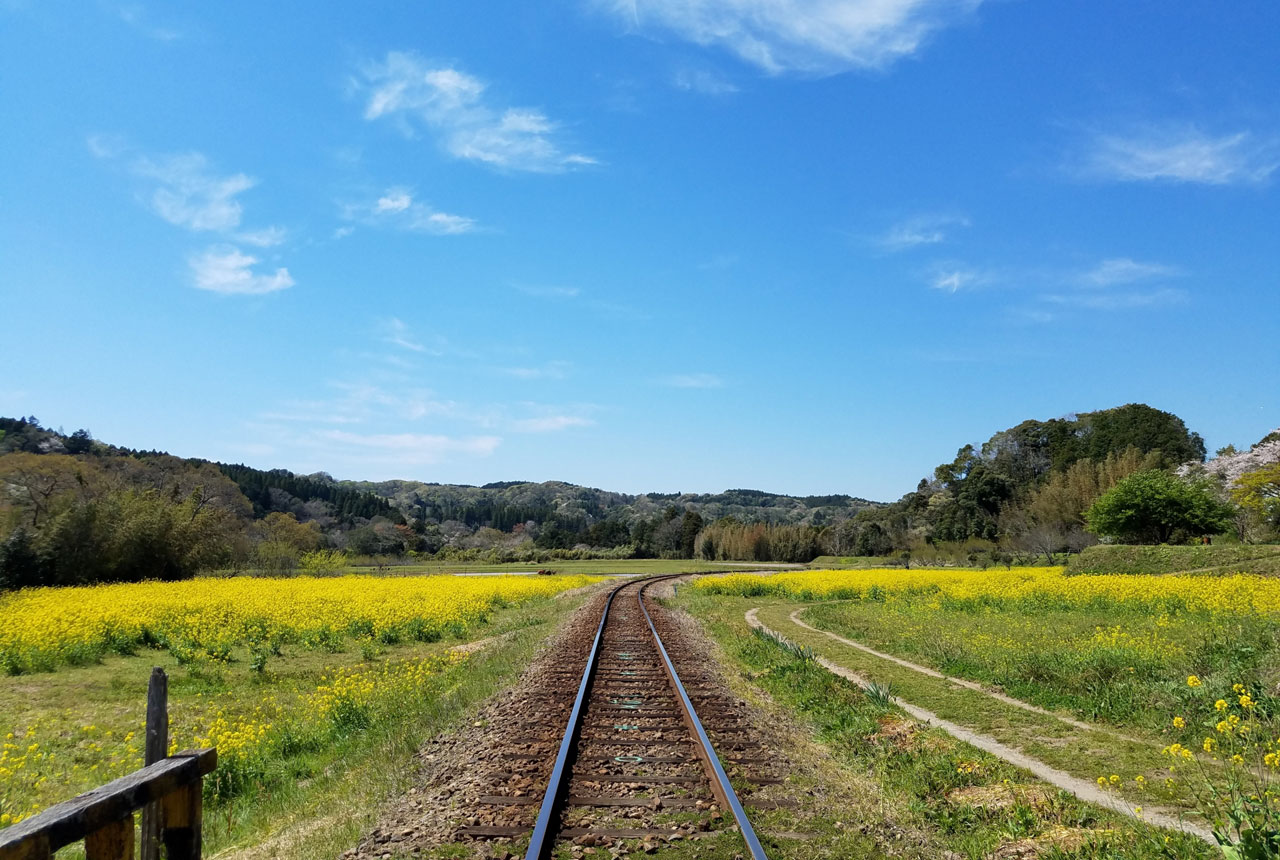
[0,418,408,588]
[2,405,1277,588]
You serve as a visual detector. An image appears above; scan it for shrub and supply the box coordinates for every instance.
[1086,471,1235,545]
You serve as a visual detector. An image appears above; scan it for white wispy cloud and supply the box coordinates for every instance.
[1044,288,1187,311]
[315,430,501,464]
[660,373,724,389]
[589,299,649,321]
[382,318,426,352]
[236,226,288,247]
[133,153,255,232]
[1005,307,1055,325]
[189,246,294,295]
[1080,126,1279,185]
[117,5,182,41]
[597,0,985,75]
[1081,258,1180,287]
[266,382,483,426]
[90,142,294,294]
[930,268,982,292]
[515,284,581,299]
[878,213,969,251]
[87,133,128,160]
[356,52,596,172]
[267,378,596,440]
[344,186,477,235]
[672,66,738,95]
[501,361,571,380]
[511,415,594,432]
[376,189,412,213]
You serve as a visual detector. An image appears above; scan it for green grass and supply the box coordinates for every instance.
[751,598,1206,813]
[797,598,1280,733]
[806,555,908,569]
[668,589,1214,859]
[1067,544,1280,576]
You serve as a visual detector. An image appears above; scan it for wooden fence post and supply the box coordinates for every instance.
[160,782,202,860]
[140,668,168,860]
[84,815,134,860]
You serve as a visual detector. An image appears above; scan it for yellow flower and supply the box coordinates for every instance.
[1240,694,1256,709]
[1110,774,1120,784]
[1204,738,1217,753]
[1173,716,1186,729]
[1188,675,1203,688]
[1135,775,1146,785]
[1215,699,1229,712]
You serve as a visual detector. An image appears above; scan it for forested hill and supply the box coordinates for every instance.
[343,479,879,533]
[836,402,1211,557]
[217,463,401,523]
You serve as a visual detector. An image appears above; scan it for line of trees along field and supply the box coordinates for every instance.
[1,403,1277,589]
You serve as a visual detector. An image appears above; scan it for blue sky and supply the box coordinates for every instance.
[2,1,1277,501]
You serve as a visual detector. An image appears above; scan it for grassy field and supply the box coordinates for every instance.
[670,586,1215,859]
[693,567,1280,730]
[1066,543,1280,576]
[0,574,602,853]
[687,567,1280,848]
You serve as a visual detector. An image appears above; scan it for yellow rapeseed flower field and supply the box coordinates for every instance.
[1,573,599,827]
[694,566,1280,615]
[0,573,600,673]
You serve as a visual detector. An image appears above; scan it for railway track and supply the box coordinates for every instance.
[454,575,776,858]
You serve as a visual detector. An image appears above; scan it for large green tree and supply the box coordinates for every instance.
[1085,470,1234,544]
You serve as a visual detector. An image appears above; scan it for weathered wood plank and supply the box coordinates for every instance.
[84,816,134,860]
[0,749,215,858]
[0,833,51,860]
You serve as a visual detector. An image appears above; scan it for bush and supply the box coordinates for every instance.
[1086,470,1235,544]
[298,549,349,575]
[253,541,299,576]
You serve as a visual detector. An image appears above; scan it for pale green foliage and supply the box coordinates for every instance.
[1232,463,1280,530]
[299,548,350,575]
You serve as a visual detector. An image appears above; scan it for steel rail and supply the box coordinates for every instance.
[523,574,771,860]
[636,578,770,860]
[523,577,631,860]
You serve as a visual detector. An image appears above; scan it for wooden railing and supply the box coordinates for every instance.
[0,668,217,860]
[0,748,217,860]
